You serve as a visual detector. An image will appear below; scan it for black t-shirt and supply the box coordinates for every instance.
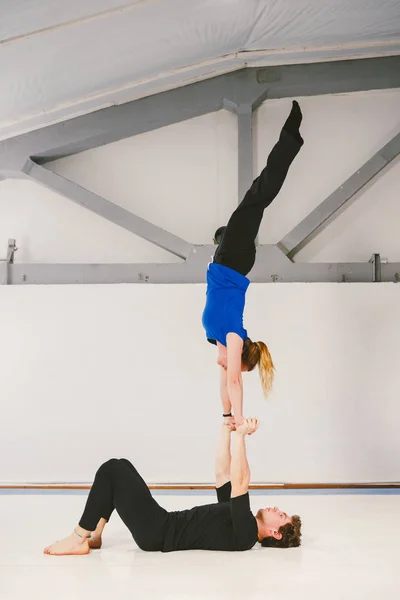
[162,482,258,552]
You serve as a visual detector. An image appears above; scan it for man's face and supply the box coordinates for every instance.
[257,506,292,537]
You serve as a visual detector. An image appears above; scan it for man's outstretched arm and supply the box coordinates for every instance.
[231,418,259,498]
[215,422,233,489]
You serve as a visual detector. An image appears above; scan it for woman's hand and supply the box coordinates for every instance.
[223,416,236,431]
[234,415,245,427]
[223,415,245,430]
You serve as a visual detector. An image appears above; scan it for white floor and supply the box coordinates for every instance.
[0,491,398,600]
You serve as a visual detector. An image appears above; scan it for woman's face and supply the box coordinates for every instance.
[216,341,250,372]
[217,346,227,370]
[217,356,227,370]
[217,357,248,372]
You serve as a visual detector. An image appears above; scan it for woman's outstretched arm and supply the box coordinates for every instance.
[226,333,244,425]
[220,366,232,417]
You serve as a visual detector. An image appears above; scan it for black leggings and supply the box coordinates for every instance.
[213,101,304,276]
[79,458,169,551]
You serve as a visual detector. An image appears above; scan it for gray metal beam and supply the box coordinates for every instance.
[370,253,382,283]
[1,56,400,172]
[6,238,16,264]
[5,245,400,284]
[0,262,6,285]
[237,104,254,203]
[279,131,400,258]
[0,238,16,285]
[255,55,400,98]
[224,100,254,203]
[224,90,268,203]
[22,159,192,259]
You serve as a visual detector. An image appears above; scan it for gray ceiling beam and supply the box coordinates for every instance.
[236,104,254,203]
[22,159,192,259]
[256,55,400,99]
[224,90,268,203]
[8,260,400,284]
[279,130,400,259]
[223,100,254,203]
[1,56,400,172]
[5,246,400,284]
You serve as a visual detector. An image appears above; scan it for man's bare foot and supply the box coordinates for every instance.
[44,533,90,556]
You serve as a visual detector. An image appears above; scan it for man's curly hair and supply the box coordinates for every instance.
[260,515,302,548]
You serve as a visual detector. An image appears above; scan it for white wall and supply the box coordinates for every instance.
[0,283,399,484]
[0,90,400,484]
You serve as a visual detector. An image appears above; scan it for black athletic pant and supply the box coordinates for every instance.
[79,458,169,551]
[213,101,304,276]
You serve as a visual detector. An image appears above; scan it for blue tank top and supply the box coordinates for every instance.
[202,263,249,346]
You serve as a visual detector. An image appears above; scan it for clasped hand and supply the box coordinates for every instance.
[223,416,259,436]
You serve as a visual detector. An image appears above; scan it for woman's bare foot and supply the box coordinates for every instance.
[88,533,102,550]
[44,532,90,556]
[88,517,107,549]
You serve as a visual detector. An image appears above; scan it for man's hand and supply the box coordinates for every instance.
[236,418,259,437]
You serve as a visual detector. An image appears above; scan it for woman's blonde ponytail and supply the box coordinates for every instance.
[255,341,275,398]
[241,338,275,398]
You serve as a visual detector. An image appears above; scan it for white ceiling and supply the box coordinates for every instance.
[0,0,399,140]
